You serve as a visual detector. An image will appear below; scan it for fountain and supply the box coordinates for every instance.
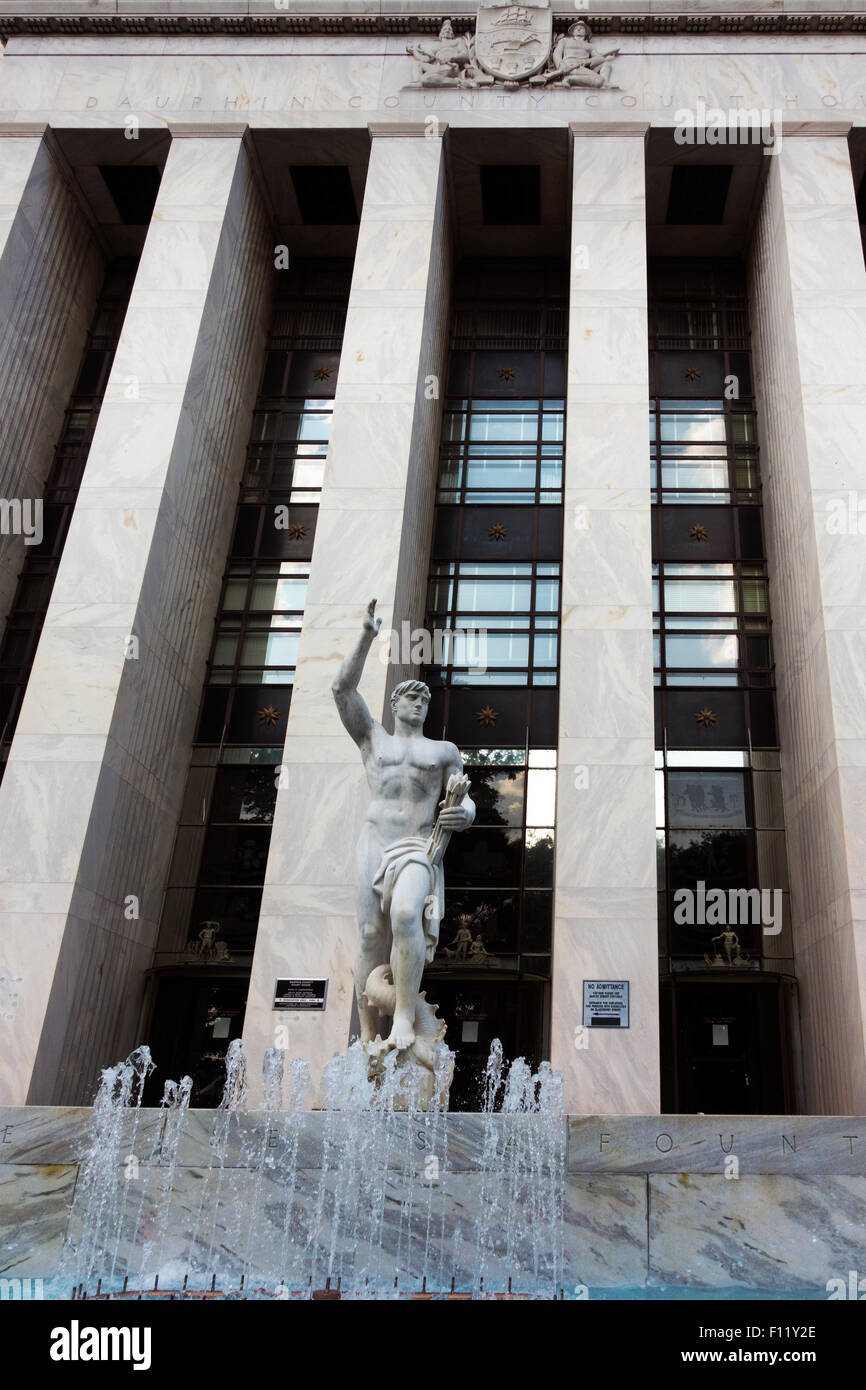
[53,1037,566,1301]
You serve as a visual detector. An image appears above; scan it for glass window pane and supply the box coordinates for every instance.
[528,749,556,767]
[210,765,277,824]
[664,634,739,668]
[222,578,248,610]
[659,412,726,442]
[524,829,554,886]
[526,769,556,826]
[465,458,537,490]
[474,634,530,668]
[663,580,737,613]
[539,460,562,489]
[730,413,755,444]
[212,633,239,665]
[241,631,300,666]
[666,750,748,768]
[667,770,747,828]
[468,411,538,441]
[532,633,558,667]
[291,461,325,490]
[535,579,559,612]
[661,459,729,489]
[742,579,767,614]
[467,768,525,826]
[669,828,749,893]
[456,578,532,611]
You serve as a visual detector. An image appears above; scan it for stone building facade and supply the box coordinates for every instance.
[0,0,865,1119]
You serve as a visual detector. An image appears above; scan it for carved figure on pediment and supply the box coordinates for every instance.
[407,20,491,88]
[530,20,619,89]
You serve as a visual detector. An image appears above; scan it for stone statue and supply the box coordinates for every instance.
[706,927,745,967]
[468,932,489,961]
[530,20,619,88]
[406,20,485,87]
[332,599,476,1070]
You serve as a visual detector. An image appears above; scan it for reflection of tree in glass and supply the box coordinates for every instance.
[524,831,554,887]
[669,829,748,889]
[468,767,524,826]
[214,759,277,824]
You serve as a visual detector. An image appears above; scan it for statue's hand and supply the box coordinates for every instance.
[437,802,472,831]
[363,598,382,636]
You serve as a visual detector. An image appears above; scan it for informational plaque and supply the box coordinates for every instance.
[273,978,328,1011]
[583,980,629,1029]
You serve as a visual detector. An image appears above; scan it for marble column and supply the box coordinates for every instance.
[749,125,866,1114]
[551,126,659,1115]
[243,124,451,1103]
[0,128,271,1106]
[0,126,104,631]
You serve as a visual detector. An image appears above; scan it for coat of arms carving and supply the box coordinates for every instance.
[406,9,618,91]
[475,1,552,84]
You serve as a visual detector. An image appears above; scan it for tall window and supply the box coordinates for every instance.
[650,262,792,978]
[427,561,560,687]
[418,260,566,1106]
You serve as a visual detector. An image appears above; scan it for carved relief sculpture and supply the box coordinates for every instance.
[407,8,618,91]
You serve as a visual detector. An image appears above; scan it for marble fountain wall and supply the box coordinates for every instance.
[1,1106,864,1297]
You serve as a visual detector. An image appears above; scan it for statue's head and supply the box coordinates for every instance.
[568,19,591,38]
[390,678,431,726]
[439,19,454,39]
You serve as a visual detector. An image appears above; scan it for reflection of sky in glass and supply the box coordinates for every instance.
[493,777,524,825]
[665,634,739,667]
[660,412,725,445]
[469,412,538,441]
[526,769,556,826]
[264,631,299,666]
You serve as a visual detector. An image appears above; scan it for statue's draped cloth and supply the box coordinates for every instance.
[372,837,443,952]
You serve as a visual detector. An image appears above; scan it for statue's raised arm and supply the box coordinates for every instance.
[331,598,381,747]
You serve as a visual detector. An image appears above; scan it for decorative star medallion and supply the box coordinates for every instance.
[313,367,332,382]
[288,523,308,540]
[683,366,703,382]
[689,523,709,542]
[258,705,281,726]
[694,707,717,729]
[475,705,500,728]
[498,367,516,382]
[488,522,508,541]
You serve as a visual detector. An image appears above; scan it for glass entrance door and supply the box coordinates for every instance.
[423,978,547,1111]
[661,977,792,1114]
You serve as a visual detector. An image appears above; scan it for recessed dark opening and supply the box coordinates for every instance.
[666,165,732,225]
[856,171,866,223]
[480,165,541,225]
[98,165,162,225]
[289,166,358,225]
